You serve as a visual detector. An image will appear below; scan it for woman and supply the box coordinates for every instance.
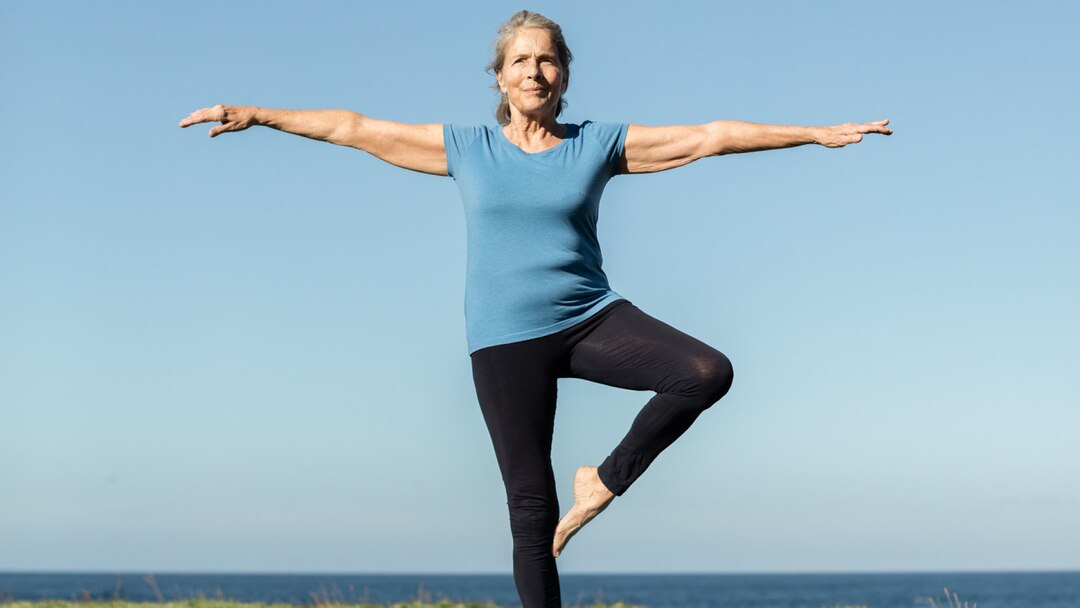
[179,10,891,608]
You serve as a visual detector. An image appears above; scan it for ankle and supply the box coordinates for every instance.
[591,466,616,498]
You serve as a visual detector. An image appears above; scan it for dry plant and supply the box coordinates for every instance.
[142,574,165,603]
[927,586,975,608]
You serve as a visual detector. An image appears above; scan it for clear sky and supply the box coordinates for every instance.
[2,0,1078,574]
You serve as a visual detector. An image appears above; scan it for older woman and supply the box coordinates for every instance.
[180,9,891,608]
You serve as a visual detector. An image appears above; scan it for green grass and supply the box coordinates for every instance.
[0,602,640,608]
[0,603,485,608]
[0,584,975,608]
[0,574,641,608]
[0,601,881,608]
[0,602,884,608]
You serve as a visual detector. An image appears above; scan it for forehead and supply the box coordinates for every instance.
[505,27,557,56]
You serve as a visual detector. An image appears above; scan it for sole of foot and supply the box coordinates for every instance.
[552,465,616,557]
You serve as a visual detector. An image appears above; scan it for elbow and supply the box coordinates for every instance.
[703,121,729,157]
[331,111,367,149]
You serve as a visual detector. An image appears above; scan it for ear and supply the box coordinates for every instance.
[561,68,570,93]
[496,69,507,94]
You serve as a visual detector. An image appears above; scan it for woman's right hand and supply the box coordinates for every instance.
[178,104,258,137]
[817,119,892,148]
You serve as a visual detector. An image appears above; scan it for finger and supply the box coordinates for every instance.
[178,111,201,128]
[179,107,214,127]
[179,107,216,128]
[857,121,892,135]
[179,105,227,128]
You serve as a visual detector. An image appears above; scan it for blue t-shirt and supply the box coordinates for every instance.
[443,121,630,354]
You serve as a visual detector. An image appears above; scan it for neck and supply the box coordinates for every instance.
[504,110,564,145]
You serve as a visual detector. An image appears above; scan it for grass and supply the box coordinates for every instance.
[0,599,973,608]
[0,600,494,604]
[0,602,638,608]
[0,582,976,608]
[0,575,640,608]
[824,585,977,608]
[0,603,880,608]
[928,586,976,608]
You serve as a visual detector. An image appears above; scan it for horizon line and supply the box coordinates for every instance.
[3,568,1078,576]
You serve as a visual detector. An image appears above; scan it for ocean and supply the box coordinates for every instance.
[1,571,1077,608]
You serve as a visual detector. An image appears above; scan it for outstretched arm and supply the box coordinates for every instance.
[178,104,447,176]
[621,119,892,174]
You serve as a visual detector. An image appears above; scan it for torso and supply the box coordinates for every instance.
[443,120,630,354]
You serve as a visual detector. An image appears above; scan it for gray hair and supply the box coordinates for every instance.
[485,10,573,125]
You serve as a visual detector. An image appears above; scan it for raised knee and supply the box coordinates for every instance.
[694,351,734,406]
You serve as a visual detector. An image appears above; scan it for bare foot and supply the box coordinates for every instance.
[552,465,616,557]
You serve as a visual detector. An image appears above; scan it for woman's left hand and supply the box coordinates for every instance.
[818,119,892,148]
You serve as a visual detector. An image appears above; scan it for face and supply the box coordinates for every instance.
[496,28,567,120]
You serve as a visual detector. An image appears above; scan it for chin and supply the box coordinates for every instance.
[518,102,556,115]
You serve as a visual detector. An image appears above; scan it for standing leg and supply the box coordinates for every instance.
[471,338,564,608]
[552,302,734,555]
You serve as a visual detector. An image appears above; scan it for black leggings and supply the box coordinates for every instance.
[470,299,734,608]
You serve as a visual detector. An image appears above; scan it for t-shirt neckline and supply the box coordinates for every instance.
[497,123,574,156]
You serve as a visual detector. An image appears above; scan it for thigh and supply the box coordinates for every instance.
[471,338,563,488]
[567,302,729,393]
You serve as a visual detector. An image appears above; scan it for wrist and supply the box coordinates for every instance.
[251,106,266,126]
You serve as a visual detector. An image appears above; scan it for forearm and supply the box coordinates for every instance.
[254,107,361,146]
[709,120,822,155]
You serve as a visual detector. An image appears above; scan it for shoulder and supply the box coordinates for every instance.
[444,123,493,141]
[444,124,497,177]
[577,120,629,153]
[572,121,629,175]
[578,120,627,134]
[444,124,496,156]
[578,120,629,144]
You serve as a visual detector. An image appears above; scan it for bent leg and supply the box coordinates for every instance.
[568,302,734,496]
[471,340,563,608]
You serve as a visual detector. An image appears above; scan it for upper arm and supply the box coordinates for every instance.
[342,115,447,176]
[621,122,718,174]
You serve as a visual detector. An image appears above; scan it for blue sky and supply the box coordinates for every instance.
[1,0,1078,574]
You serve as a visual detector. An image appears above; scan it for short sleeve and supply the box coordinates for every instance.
[582,121,629,177]
[443,124,486,178]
